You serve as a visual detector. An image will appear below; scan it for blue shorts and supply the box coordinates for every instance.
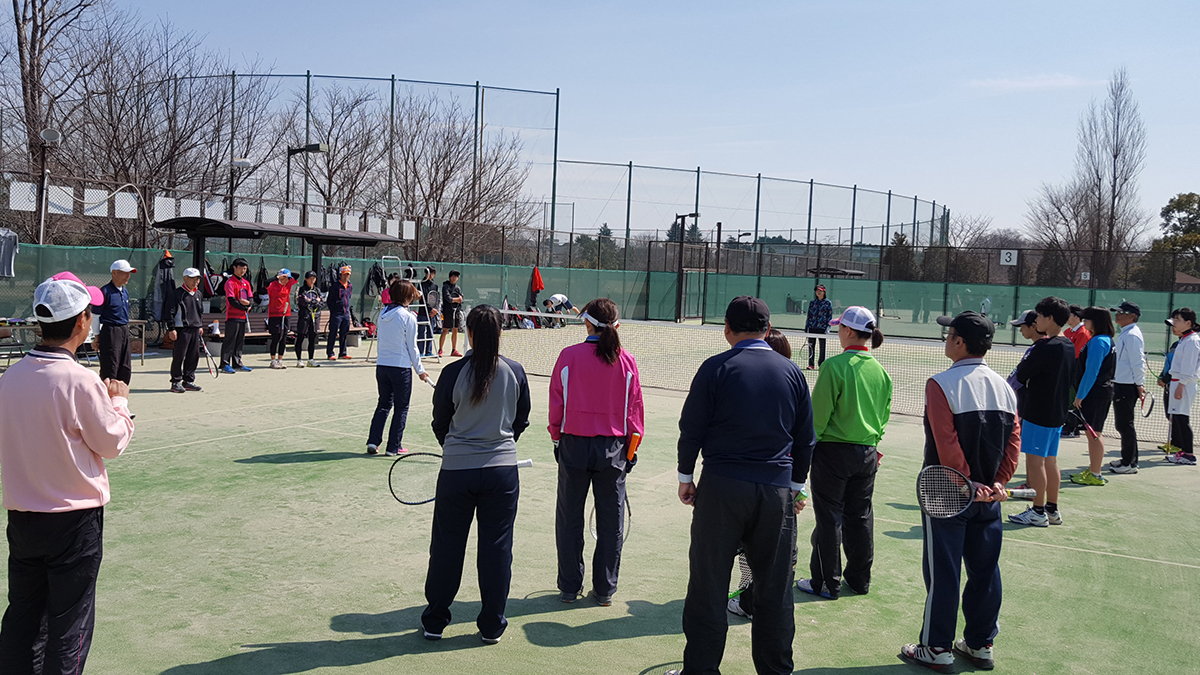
[1021,420,1062,457]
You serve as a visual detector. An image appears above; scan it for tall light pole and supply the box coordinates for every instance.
[286,143,328,208]
[36,129,62,245]
[228,158,252,219]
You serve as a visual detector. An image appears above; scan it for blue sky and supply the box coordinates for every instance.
[129,0,1199,238]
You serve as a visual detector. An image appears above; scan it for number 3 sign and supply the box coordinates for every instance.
[999,250,1018,266]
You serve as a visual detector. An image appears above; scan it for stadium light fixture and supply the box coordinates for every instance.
[286,143,328,206]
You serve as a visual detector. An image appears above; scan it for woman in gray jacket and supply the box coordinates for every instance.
[422,304,531,645]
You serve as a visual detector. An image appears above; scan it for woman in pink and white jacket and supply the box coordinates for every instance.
[549,298,644,607]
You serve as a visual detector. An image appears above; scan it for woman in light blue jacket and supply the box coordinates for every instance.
[366,279,429,455]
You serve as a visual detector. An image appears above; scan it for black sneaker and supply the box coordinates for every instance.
[366,445,379,455]
[170,382,185,393]
[591,591,613,607]
[182,382,202,392]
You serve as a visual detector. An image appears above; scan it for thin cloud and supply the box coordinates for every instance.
[968,74,1105,95]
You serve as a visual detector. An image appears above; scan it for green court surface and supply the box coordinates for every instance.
[1,340,1198,674]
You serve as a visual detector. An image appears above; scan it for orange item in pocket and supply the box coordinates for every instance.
[626,432,642,462]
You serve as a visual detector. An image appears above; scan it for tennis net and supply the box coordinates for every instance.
[498,309,1176,446]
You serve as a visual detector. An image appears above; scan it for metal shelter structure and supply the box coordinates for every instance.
[153,217,400,272]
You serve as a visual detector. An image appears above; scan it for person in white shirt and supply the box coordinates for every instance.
[1108,302,1146,474]
[544,293,580,315]
[1166,308,1200,466]
[366,279,429,456]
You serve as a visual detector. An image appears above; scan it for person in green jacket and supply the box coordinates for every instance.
[796,306,892,600]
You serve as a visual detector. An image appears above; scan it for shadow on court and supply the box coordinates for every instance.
[522,598,684,647]
[234,449,368,464]
[882,525,923,540]
[885,502,921,512]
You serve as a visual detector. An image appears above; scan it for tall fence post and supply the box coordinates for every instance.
[806,179,814,253]
[850,184,858,258]
[388,74,396,215]
[885,190,892,245]
[931,200,938,245]
[624,161,633,270]
[753,173,762,245]
[911,195,919,247]
[549,87,560,264]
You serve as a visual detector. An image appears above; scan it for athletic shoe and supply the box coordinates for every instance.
[1047,509,1063,526]
[1060,430,1080,438]
[239,365,252,372]
[481,634,501,645]
[182,383,202,392]
[1070,469,1107,486]
[170,382,185,393]
[1007,507,1048,527]
[1166,452,1197,465]
[559,590,582,603]
[795,578,834,599]
[339,355,352,360]
[451,350,462,357]
[296,360,305,368]
[308,359,321,368]
[899,643,954,673]
[1108,463,1138,474]
[438,350,444,357]
[269,360,282,370]
[366,444,379,455]
[806,365,815,370]
[221,365,236,374]
[727,596,752,620]
[591,591,613,607]
[385,448,408,457]
[328,355,337,361]
[277,360,287,369]
[953,639,994,670]
[422,630,441,641]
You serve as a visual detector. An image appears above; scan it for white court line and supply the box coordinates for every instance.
[124,412,374,455]
[136,390,365,424]
[875,516,1200,570]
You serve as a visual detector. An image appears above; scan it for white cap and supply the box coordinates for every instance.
[183,267,202,278]
[33,278,94,323]
[829,306,878,332]
[110,259,137,273]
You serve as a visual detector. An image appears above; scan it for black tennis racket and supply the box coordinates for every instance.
[389,453,533,505]
[588,494,632,542]
[200,337,218,378]
[729,549,753,600]
[1141,394,1155,418]
[916,465,1034,519]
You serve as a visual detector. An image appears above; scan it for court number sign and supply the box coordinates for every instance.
[999,250,1018,266]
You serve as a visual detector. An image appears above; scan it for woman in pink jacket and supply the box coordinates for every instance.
[550,298,644,606]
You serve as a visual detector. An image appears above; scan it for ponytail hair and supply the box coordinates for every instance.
[465,304,503,405]
[581,298,622,365]
[852,325,886,349]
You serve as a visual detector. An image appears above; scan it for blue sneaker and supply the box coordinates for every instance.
[221,365,236,374]
[239,366,252,372]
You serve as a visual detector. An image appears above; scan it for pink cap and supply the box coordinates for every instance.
[50,271,104,306]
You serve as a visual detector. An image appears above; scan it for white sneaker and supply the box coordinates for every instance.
[1047,509,1063,526]
[899,643,954,673]
[953,638,994,670]
[727,596,752,620]
[308,359,321,368]
[1008,507,1048,527]
[296,360,305,368]
[278,360,287,369]
[1108,463,1138,474]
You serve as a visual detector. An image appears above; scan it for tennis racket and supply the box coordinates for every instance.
[588,494,632,542]
[200,337,218,378]
[389,453,532,505]
[301,288,324,326]
[728,549,753,600]
[1070,408,1099,440]
[1141,395,1155,418]
[916,465,1034,519]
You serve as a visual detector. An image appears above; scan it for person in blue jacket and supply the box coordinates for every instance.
[1069,307,1116,486]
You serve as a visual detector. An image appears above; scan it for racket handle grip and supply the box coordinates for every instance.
[516,458,533,468]
[425,378,436,388]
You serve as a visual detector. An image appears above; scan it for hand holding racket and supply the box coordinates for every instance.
[917,465,1035,519]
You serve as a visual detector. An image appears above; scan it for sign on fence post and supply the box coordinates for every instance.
[999,250,1018,266]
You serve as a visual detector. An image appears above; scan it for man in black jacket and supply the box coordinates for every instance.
[669,296,817,675]
[439,270,464,357]
[165,267,205,393]
[418,266,438,357]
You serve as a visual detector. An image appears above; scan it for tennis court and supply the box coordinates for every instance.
[1,330,1197,674]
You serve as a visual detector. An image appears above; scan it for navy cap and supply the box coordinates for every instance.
[937,311,995,341]
[1110,301,1140,317]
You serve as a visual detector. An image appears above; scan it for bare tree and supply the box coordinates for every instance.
[1025,67,1150,286]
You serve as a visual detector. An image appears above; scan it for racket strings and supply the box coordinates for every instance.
[917,466,973,518]
[736,551,753,591]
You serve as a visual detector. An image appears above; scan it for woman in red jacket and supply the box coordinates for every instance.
[266,268,299,369]
[549,298,644,606]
